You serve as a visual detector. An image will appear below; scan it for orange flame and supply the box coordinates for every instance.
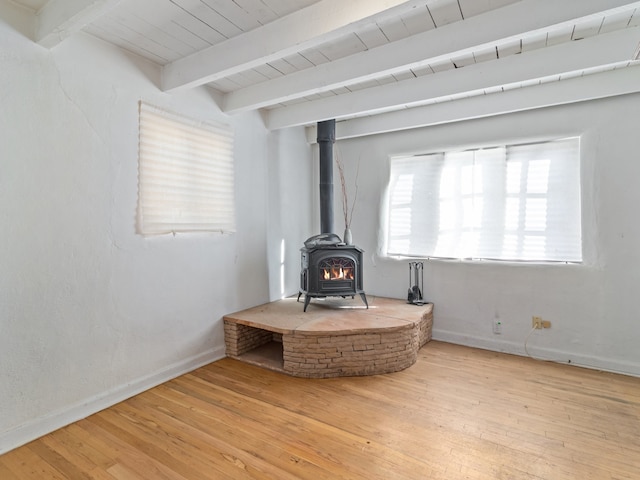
[322,267,354,280]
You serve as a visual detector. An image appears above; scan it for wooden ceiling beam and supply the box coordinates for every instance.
[161,0,427,92]
[224,0,640,114]
[305,65,640,141]
[266,26,640,130]
[36,0,122,48]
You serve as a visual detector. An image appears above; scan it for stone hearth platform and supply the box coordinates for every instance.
[223,296,433,378]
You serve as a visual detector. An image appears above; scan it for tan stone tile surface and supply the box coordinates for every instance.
[224,296,432,335]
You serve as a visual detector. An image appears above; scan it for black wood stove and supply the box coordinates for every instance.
[298,236,368,311]
[297,119,368,311]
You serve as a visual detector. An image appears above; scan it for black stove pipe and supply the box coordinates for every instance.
[317,119,335,234]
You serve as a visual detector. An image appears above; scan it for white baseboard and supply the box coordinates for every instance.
[0,347,226,455]
[433,329,640,377]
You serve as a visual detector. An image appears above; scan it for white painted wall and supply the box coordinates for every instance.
[335,93,640,377]
[266,129,315,301]
[0,5,312,452]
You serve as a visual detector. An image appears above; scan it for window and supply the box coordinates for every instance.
[137,102,235,236]
[385,138,581,262]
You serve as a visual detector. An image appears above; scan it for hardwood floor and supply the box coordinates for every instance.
[2,341,639,479]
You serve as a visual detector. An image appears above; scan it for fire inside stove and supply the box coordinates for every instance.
[320,258,355,281]
[298,244,367,311]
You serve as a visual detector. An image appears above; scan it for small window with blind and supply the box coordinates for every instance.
[137,102,235,236]
[385,137,582,262]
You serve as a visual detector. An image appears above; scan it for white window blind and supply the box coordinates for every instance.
[137,102,235,236]
[386,138,582,262]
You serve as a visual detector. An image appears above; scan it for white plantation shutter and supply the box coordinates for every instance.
[138,102,235,235]
[386,138,582,262]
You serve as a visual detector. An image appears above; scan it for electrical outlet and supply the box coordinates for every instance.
[493,319,502,334]
[532,316,551,329]
[532,316,543,329]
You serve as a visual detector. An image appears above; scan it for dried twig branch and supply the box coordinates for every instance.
[335,147,359,229]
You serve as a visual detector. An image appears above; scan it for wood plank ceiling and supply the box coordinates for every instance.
[8,0,640,138]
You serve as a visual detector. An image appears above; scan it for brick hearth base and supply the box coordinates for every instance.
[223,296,433,378]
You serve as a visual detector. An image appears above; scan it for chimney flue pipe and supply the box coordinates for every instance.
[317,119,335,234]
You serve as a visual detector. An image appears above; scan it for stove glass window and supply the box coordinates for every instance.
[319,257,355,281]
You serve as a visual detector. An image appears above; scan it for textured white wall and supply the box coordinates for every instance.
[335,94,640,377]
[266,129,315,301]
[0,9,312,452]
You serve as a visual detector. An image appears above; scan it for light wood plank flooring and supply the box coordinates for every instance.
[1,341,639,479]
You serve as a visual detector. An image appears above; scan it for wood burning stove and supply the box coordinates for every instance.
[298,242,368,312]
[298,119,368,311]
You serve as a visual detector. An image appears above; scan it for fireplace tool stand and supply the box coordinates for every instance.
[407,261,425,305]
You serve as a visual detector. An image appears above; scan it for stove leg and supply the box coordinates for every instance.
[360,292,369,309]
[303,295,312,312]
[297,291,302,302]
